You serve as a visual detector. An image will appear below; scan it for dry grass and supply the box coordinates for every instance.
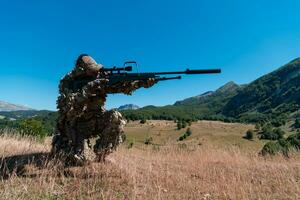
[0,124,299,200]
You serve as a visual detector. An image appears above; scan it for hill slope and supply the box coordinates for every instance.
[0,101,33,112]
[123,58,300,123]
[223,58,300,122]
[118,104,140,110]
[122,81,242,121]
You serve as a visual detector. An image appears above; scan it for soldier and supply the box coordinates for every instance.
[52,54,155,165]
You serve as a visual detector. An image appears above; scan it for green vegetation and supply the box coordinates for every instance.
[178,128,192,141]
[260,126,285,140]
[18,119,48,140]
[294,118,300,129]
[287,131,300,150]
[123,59,300,127]
[177,120,188,130]
[261,131,300,156]
[244,129,254,140]
[140,119,146,124]
[144,136,153,145]
[0,110,57,139]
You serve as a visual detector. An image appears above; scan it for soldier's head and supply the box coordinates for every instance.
[76,54,103,76]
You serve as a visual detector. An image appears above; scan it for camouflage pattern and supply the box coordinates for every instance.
[52,54,155,165]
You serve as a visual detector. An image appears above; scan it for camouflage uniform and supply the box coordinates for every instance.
[52,54,154,164]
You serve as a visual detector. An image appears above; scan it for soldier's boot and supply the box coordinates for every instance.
[94,110,126,162]
[70,135,87,166]
[51,134,71,156]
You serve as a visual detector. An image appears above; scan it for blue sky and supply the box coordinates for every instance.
[1,0,300,110]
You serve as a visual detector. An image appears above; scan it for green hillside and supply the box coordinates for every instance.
[223,58,300,123]
[123,81,242,121]
[124,58,300,125]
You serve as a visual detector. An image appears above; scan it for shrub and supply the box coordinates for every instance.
[179,128,192,141]
[177,122,182,130]
[244,129,254,140]
[140,119,146,124]
[261,131,300,156]
[128,140,134,149]
[18,119,47,140]
[287,131,300,150]
[273,128,285,139]
[260,141,282,155]
[294,119,300,129]
[181,121,187,128]
[277,138,292,156]
[179,136,184,141]
[260,127,285,140]
[255,123,261,131]
[144,137,153,145]
[186,128,192,136]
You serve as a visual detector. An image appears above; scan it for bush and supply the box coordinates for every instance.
[287,131,300,150]
[179,128,192,141]
[128,140,134,149]
[244,129,254,140]
[255,123,261,131]
[181,121,187,129]
[260,126,285,140]
[261,131,300,156]
[144,137,153,145]
[294,119,300,129]
[140,119,146,124]
[186,128,192,136]
[179,136,185,141]
[177,121,182,130]
[260,141,282,155]
[18,119,47,140]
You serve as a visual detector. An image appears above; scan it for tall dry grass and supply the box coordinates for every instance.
[113,145,300,199]
[0,130,299,199]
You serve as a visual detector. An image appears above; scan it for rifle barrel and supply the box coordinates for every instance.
[153,69,221,75]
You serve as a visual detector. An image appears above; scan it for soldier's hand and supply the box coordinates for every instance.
[143,78,156,88]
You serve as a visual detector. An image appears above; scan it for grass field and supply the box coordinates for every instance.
[0,121,299,199]
[125,120,263,152]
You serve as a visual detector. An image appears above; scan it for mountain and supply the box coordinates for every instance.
[175,81,241,107]
[223,58,300,122]
[0,101,33,112]
[123,58,300,123]
[118,104,140,110]
[122,81,242,121]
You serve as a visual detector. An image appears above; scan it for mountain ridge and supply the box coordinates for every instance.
[0,101,33,112]
[123,57,300,123]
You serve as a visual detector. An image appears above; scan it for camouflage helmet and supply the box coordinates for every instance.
[76,54,103,73]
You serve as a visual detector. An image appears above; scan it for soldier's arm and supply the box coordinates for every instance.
[105,79,156,95]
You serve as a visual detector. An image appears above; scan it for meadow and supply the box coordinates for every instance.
[0,121,299,200]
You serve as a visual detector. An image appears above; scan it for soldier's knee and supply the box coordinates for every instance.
[105,110,126,126]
